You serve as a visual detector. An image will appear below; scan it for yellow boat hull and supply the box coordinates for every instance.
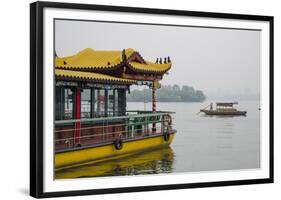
[56,146,174,179]
[55,133,175,170]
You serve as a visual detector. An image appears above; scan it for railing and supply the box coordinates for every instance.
[55,111,174,152]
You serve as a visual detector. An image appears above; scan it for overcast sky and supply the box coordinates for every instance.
[55,20,261,100]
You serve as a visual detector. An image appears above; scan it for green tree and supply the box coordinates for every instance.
[127,84,206,102]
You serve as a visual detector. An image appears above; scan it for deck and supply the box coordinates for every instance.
[55,111,174,152]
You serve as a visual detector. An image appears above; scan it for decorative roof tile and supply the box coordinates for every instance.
[55,69,135,85]
[55,48,172,75]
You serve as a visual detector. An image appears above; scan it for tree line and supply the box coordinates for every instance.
[127,85,206,102]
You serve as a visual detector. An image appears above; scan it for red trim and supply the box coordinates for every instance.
[152,89,156,112]
[122,73,162,81]
[75,88,81,144]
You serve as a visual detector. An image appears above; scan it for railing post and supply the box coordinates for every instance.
[126,118,129,139]
[145,116,148,135]
[102,119,105,143]
[131,118,134,138]
[106,118,108,142]
[161,115,164,135]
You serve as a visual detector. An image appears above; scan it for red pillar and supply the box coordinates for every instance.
[75,87,81,144]
[152,82,156,132]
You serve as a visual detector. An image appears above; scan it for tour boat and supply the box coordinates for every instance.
[54,48,176,170]
[200,102,247,116]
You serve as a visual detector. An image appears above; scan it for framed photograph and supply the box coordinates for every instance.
[30,1,274,198]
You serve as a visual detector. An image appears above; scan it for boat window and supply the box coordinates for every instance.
[89,88,95,118]
[55,87,74,120]
[90,89,122,117]
[81,89,91,118]
[90,88,125,118]
[114,89,119,116]
[55,87,63,120]
[117,89,126,116]
[55,87,128,120]
[64,88,74,120]
[95,89,106,117]
[107,90,114,117]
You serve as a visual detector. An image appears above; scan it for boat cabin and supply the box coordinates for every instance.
[55,48,174,151]
[215,102,238,111]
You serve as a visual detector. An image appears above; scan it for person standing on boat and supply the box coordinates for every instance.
[210,103,213,111]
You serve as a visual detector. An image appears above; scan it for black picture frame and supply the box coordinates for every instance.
[30,1,274,198]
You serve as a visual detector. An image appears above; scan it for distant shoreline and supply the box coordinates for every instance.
[127,84,206,103]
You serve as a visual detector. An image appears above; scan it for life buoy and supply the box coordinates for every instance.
[164,132,170,141]
[114,139,123,150]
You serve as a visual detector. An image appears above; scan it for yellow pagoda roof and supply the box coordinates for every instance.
[55,69,135,85]
[128,61,171,74]
[55,48,134,70]
[55,48,172,74]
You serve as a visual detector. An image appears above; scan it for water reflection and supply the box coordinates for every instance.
[56,146,175,179]
[215,122,234,150]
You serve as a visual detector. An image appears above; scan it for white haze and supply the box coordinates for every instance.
[55,20,261,101]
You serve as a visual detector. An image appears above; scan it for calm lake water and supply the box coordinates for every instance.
[56,101,260,179]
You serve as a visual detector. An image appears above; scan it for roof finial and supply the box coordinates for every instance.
[122,49,127,61]
[167,56,171,63]
[159,57,162,64]
[164,57,167,64]
[155,58,158,63]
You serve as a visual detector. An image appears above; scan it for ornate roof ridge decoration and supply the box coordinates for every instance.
[127,51,146,64]
[55,48,172,75]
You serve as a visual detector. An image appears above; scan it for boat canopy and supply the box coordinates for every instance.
[55,48,172,76]
[54,48,173,121]
[216,102,238,107]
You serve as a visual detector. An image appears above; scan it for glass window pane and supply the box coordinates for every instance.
[117,89,126,116]
[81,89,91,118]
[96,89,106,117]
[64,88,73,120]
[108,90,114,117]
[114,89,119,116]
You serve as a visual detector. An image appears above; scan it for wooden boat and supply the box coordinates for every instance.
[54,48,176,170]
[200,102,247,116]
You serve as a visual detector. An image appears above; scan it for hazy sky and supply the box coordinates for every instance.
[55,20,261,99]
